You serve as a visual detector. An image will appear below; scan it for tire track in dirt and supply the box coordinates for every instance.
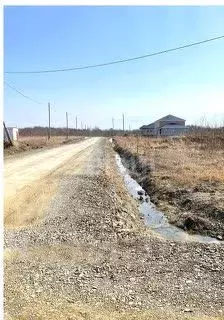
[4,138,99,228]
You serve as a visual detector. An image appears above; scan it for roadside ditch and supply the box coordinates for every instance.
[113,141,223,242]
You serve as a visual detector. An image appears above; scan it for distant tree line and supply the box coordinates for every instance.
[18,125,224,139]
[19,126,141,137]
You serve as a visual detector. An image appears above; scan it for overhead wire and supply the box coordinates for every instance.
[4,35,224,74]
[4,81,43,104]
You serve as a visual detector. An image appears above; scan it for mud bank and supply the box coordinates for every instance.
[114,142,224,240]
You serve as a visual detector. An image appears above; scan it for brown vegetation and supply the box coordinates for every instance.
[115,129,224,238]
[4,136,84,157]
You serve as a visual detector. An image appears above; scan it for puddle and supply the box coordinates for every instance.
[116,153,220,244]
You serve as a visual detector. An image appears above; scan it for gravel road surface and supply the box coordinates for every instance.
[4,138,224,320]
[4,137,97,200]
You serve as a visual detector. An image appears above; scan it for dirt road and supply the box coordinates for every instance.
[4,138,224,320]
[4,137,98,200]
[4,137,99,227]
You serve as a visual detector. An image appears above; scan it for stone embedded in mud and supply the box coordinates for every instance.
[137,190,144,196]
[217,235,223,240]
[139,196,144,201]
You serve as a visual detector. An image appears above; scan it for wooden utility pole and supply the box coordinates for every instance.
[136,133,139,155]
[3,122,13,146]
[122,113,125,131]
[66,112,69,139]
[76,116,78,130]
[48,102,51,140]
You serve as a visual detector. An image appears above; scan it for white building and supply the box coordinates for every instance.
[4,127,19,142]
[140,115,189,136]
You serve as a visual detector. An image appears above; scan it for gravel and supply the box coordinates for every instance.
[4,138,224,319]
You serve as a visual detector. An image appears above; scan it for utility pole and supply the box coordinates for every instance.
[48,102,51,140]
[3,122,13,146]
[81,122,83,130]
[76,116,78,130]
[136,133,139,155]
[66,112,69,139]
[122,113,125,131]
[112,118,114,130]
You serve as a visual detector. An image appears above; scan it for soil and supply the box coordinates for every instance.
[114,142,224,240]
[4,138,224,319]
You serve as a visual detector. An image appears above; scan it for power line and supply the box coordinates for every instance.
[4,81,42,104]
[4,35,224,74]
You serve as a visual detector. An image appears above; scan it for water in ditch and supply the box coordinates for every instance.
[116,153,220,244]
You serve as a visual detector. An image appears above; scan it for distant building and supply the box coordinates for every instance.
[4,127,19,142]
[140,114,188,136]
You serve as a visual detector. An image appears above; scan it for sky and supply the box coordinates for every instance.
[4,6,224,129]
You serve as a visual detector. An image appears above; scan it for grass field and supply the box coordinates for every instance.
[115,134,224,187]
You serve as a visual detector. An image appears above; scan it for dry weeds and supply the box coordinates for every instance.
[19,135,76,146]
[115,135,224,187]
[115,134,224,237]
[4,135,84,157]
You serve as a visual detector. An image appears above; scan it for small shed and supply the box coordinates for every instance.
[4,127,19,142]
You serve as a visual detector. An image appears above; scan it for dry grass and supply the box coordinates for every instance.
[4,135,84,157]
[18,135,78,146]
[115,134,224,187]
[4,173,58,228]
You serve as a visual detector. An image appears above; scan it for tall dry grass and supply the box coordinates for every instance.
[115,130,224,187]
[186,126,224,150]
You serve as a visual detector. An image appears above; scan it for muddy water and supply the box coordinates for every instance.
[116,153,220,244]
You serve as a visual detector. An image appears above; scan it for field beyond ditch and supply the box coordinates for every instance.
[114,132,224,239]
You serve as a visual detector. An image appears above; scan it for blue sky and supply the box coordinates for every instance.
[4,6,224,129]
